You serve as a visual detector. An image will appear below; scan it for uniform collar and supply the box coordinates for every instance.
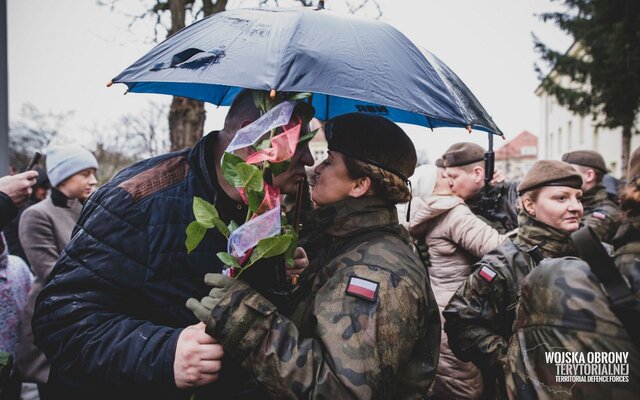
[581,184,608,207]
[316,196,398,238]
[515,210,575,258]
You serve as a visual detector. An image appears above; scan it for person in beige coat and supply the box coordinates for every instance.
[17,145,98,398]
[409,163,506,399]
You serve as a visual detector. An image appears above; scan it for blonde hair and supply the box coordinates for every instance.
[344,158,412,204]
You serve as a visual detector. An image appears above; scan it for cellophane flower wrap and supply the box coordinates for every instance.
[185,91,315,278]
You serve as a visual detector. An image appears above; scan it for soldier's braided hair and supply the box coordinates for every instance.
[343,157,412,204]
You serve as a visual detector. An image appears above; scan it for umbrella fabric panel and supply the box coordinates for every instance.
[114,7,502,135]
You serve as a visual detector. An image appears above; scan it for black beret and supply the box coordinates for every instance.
[442,142,485,167]
[325,113,416,180]
[562,150,607,173]
[517,160,583,194]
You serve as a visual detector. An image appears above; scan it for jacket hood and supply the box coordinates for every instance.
[409,195,464,236]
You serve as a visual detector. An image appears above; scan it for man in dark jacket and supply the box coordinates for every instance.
[440,142,519,233]
[31,90,315,400]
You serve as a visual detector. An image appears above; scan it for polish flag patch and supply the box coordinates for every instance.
[592,211,606,220]
[479,266,497,282]
[346,276,379,302]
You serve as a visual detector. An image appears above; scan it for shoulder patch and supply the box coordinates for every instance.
[118,156,190,202]
[592,211,607,220]
[479,265,497,282]
[345,276,379,302]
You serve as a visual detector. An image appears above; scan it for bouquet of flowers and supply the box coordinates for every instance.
[185,91,315,279]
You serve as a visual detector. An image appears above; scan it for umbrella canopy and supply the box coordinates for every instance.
[112,7,503,136]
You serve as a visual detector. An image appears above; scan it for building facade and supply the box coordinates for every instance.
[495,130,537,180]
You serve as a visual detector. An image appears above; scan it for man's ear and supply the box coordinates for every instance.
[473,166,485,184]
[585,168,596,184]
[349,176,372,198]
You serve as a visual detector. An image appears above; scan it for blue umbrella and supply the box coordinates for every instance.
[111,7,503,136]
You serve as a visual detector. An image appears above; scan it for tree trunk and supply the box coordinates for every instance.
[167,0,226,151]
[620,124,632,179]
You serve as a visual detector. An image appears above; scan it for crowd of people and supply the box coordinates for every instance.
[0,89,638,399]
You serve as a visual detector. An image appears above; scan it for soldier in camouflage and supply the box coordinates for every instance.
[443,160,584,399]
[505,147,640,399]
[187,113,440,399]
[439,143,519,234]
[563,150,622,243]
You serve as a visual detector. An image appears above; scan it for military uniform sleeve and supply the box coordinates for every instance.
[32,186,182,394]
[583,207,621,244]
[210,264,425,399]
[443,258,509,368]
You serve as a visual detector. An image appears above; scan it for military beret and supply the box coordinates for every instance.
[325,113,417,180]
[628,146,640,181]
[517,160,583,194]
[561,150,607,173]
[435,158,444,168]
[442,142,485,167]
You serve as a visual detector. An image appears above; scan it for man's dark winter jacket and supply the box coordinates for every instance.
[32,133,266,400]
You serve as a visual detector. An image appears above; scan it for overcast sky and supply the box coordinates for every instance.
[7,0,571,161]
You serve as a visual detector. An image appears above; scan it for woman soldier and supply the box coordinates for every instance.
[443,160,584,399]
[504,148,640,400]
[187,113,440,399]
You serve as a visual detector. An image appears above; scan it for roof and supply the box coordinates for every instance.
[495,130,538,160]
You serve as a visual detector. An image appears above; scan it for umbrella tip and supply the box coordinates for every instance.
[316,1,325,10]
[106,80,114,88]
[269,89,276,99]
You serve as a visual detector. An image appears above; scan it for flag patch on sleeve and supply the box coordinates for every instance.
[346,276,379,302]
[592,211,606,220]
[479,266,497,282]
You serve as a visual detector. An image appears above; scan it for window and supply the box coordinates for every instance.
[521,146,537,156]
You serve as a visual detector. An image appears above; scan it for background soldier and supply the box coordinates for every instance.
[440,142,519,233]
[563,150,622,243]
[444,160,583,399]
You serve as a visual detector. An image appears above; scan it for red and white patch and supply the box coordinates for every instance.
[346,276,379,302]
[479,266,497,282]
[592,211,606,220]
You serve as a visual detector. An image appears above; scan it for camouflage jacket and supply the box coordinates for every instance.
[443,211,574,399]
[504,214,640,399]
[207,197,441,399]
[467,181,519,234]
[581,185,622,244]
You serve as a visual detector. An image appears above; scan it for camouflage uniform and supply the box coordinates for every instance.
[504,214,640,399]
[443,211,575,399]
[581,184,622,244]
[467,181,519,234]
[205,197,440,399]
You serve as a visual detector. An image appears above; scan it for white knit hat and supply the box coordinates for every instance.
[46,145,98,187]
[410,164,438,198]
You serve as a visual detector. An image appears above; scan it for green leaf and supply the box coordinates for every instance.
[298,128,319,144]
[289,92,311,101]
[212,215,230,239]
[234,163,264,191]
[228,220,239,234]
[270,160,291,176]
[246,188,264,213]
[193,197,217,228]
[217,252,240,268]
[254,235,294,261]
[255,138,272,151]
[221,152,245,187]
[185,221,206,254]
[284,228,299,267]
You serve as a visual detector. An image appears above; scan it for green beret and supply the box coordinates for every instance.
[517,160,583,194]
[442,142,485,167]
[628,146,640,181]
[325,113,417,180]
[561,150,607,173]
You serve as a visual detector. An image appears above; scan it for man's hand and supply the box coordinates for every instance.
[0,171,38,208]
[174,322,224,389]
[286,247,309,278]
[186,274,235,331]
[491,169,505,185]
